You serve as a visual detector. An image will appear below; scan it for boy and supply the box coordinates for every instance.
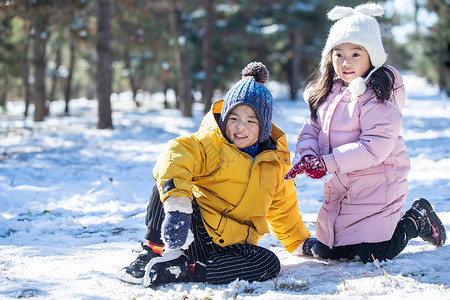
[117,62,314,287]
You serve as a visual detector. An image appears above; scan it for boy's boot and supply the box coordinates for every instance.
[117,242,162,284]
[143,249,189,287]
[403,198,446,246]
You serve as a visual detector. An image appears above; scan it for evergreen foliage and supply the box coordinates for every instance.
[0,0,445,125]
[406,0,449,96]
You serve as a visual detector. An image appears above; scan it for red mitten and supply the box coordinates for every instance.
[284,156,312,180]
[304,156,327,179]
[284,163,306,180]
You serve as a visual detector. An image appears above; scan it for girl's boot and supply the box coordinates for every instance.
[403,198,446,246]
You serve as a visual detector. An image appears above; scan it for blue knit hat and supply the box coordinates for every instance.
[219,62,273,143]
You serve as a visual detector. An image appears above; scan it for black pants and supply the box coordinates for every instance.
[144,186,281,284]
[315,217,418,263]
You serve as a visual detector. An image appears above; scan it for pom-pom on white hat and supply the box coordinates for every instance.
[321,2,387,73]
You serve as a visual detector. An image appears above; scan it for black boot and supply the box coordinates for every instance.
[403,198,446,246]
[117,242,161,284]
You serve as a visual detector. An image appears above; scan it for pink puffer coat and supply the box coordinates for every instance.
[296,66,410,248]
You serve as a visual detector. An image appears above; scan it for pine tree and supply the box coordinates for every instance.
[408,0,449,96]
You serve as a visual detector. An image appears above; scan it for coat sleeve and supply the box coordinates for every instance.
[333,97,403,174]
[295,119,321,159]
[153,134,207,202]
[266,162,311,252]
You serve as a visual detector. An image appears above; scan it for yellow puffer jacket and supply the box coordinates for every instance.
[153,100,310,253]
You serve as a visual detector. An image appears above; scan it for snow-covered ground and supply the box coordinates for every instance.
[0,73,449,299]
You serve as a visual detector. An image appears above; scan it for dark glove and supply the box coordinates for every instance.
[302,237,318,256]
[161,211,191,250]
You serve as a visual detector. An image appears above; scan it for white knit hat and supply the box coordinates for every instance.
[321,3,387,97]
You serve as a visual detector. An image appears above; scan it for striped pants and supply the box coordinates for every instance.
[144,186,281,284]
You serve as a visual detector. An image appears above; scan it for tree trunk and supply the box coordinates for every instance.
[49,43,61,103]
[22,37,31,118]
[96,0,113,129]
[0,81,6,108]
[124,49,140,107]
[64,37,75,115]
[129,75,139,106]
[437,44,448,96]
[201,0,214,114]
[171,3,193,117]
[163,84,169,109]
[32,21,48,122]
[290,29,302,100]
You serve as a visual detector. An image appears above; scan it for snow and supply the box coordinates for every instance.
[1,73,449,299]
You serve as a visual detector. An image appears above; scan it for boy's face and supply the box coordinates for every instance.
[332,42,371,85]
[225,104,260,149]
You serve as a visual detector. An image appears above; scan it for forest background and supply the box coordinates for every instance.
[0,0,448,128]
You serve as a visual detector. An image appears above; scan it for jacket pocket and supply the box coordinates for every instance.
[324,173,348,203]
[347,170,388,205]
[251,217,271,234]
[210,216,261,247]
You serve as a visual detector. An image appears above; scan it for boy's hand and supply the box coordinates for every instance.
[161,211,191,250]
[161,195,193,250]
[302,237,318,256]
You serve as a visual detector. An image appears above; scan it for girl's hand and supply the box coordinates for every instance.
[303,156,328,179]
[284,156,313,180]
[285,156,333,182]
[284,162,306,180]
[292,153,314,166]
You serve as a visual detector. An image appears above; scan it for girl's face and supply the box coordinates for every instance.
[332,43,371,85]
[225,104,260,148]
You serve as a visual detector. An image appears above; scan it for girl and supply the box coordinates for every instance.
[285,3,446,262]
[117,62,313,287]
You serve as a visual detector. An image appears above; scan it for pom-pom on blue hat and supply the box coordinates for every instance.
[219,62,273,143]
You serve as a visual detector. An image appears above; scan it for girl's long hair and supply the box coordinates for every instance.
[306,53,335,122]
[306,51,396,122]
